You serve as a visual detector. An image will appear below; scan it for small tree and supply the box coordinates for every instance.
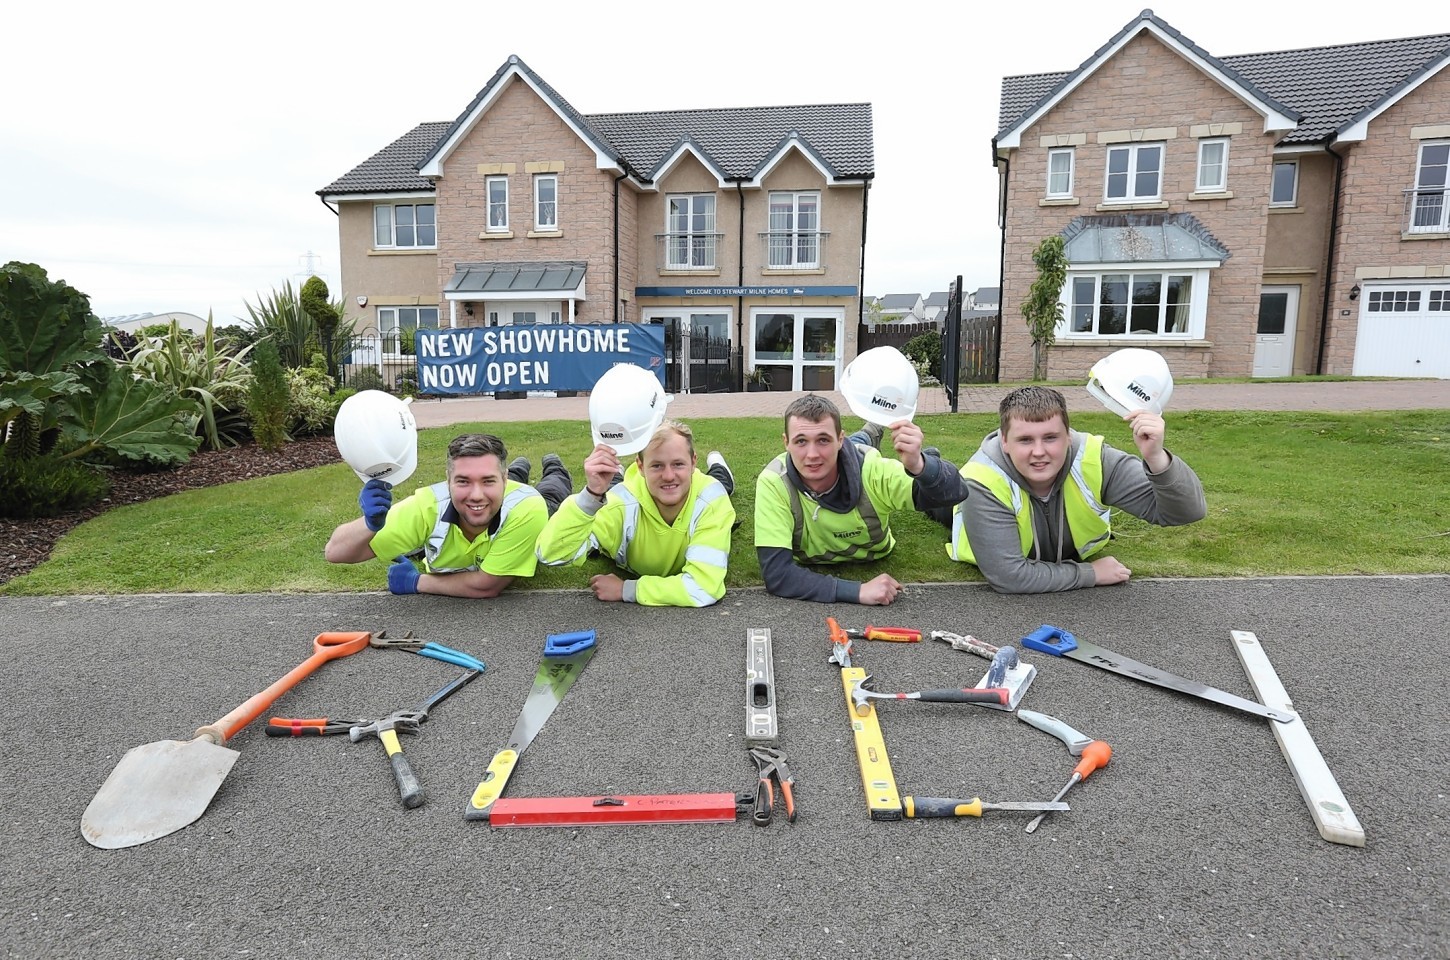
[247,337,290,452]
[300,276,340,380]
[1021,235,1068,380]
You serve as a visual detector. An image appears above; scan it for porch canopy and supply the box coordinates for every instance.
[1061,213,1229,263]
[444,261,588,300]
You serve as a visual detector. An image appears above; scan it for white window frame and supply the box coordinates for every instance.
[1104,143,1163,202]
[486,176,509,232]
[1196,139,1229,193]
[373,203,436,249]
[1059,267,1211,340]
[1047,148,1075,198]
[378,306,440,356]
[767,191,821,269]
[1271,161,1299,207]
[1410,141,1449,233]
[666,194,718,269]
[747,307,843,390]
[533,174,558,231]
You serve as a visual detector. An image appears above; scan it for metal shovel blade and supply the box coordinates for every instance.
[81,737,238,849]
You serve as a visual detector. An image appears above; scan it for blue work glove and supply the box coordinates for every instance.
[388,558,421,595]
[359,479,393,532]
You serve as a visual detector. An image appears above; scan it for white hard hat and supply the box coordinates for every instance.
[1086,348,1174,417]
[839,346,920,426]
[589,364,671,456]
[334,390,418,486]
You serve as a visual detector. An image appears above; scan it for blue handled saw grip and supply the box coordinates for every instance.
[545,629,597,657]
[1020,625,1077,656]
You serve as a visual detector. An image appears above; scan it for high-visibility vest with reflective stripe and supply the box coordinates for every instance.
[948,434,1111,564]
[762,453,893,564]
[608,474,732,607]
[406,480,537,573]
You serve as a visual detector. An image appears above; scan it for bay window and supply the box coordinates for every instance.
[1066,270,1204,338]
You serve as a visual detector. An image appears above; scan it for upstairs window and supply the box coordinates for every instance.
[534,175,558,230]
[767,191,820,268]
[486,176,509,232]
[1271,161,1298,207]
[1410,142,1448,233]
[1047,148,1075,198]
[1105,144,1162,202]
[374,204,436,248]
[666,194,717,269]
[1196,139,1229,192]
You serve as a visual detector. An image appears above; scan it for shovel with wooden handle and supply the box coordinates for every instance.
[81,631,372,849]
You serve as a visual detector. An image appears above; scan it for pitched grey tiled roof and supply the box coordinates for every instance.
[318,122,450,195]
[588,103,874,179]
[320,57,873,197]
[879,293,921,309]
[999,15,1450,146]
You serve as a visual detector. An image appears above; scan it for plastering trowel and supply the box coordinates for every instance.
[929,630,1037,710]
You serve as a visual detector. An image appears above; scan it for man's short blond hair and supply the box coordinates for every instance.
[999,386,1070,435]
[641,418,695,459]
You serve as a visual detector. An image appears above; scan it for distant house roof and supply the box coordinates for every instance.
[972,286,1000,302]
[999,12,1450,147]
[320,56,874,197]
[878,293,922,310]
[923,291,949,307]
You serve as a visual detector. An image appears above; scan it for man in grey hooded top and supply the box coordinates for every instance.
[928,386,1206,594]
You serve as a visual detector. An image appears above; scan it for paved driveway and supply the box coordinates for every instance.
[4,576,1446,959]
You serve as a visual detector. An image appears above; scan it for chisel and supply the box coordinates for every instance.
[903,797,1069,818]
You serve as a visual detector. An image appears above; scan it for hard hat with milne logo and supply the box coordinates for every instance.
[333,390,419,486]
[839,346,920,426]
[589,363,671,456]
[1086,348,1174,417]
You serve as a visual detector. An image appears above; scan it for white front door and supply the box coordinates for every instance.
[1253,286,1299,377]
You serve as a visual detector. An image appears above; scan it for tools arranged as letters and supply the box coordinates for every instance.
[849,674,1010,716]
[930,630,1037,711]
[268,660,483,809]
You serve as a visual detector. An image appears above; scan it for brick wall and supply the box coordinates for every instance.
[1002,32,1276,381]
[1323,67,1450,373]
[434,77,631,325]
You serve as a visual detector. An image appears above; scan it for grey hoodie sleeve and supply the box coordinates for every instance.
[908,451,969,509]
[1099,445,1207,524]
[961,479,1098,594]
[757,546,861,603]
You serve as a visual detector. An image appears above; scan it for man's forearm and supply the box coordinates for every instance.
[757,547,858,602]
[417,571,514,599]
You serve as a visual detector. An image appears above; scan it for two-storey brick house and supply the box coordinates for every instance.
[318,55,874,394]
[994,11,1450,381]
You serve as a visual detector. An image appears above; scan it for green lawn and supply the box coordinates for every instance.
[5,410,1447,595]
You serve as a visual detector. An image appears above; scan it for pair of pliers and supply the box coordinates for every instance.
[749,747,797,826]
[369,635,486,671]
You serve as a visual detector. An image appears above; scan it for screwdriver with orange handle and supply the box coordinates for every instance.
[1026,738,1112,834]
[843,625,921,643]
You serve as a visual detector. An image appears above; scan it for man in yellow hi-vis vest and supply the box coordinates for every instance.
[931,386,1205,594]
[755,394,967,605]
[325,433,571,598]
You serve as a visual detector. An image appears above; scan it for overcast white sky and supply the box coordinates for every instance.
[1,0,1438,325]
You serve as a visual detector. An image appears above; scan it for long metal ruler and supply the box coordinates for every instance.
[745,628,778,744]
[840,666,903,821]
[1231,630,1365,847]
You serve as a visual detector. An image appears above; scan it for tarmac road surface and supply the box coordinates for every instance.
[3,575,1446,959]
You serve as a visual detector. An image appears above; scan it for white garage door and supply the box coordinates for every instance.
[1352,283,1450,378]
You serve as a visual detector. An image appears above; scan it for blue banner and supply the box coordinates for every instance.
[414,323,665,395]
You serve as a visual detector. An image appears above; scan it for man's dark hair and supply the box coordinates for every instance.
[999,386,1070,435]
[447,433,508,473]
[783,394,842,434]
